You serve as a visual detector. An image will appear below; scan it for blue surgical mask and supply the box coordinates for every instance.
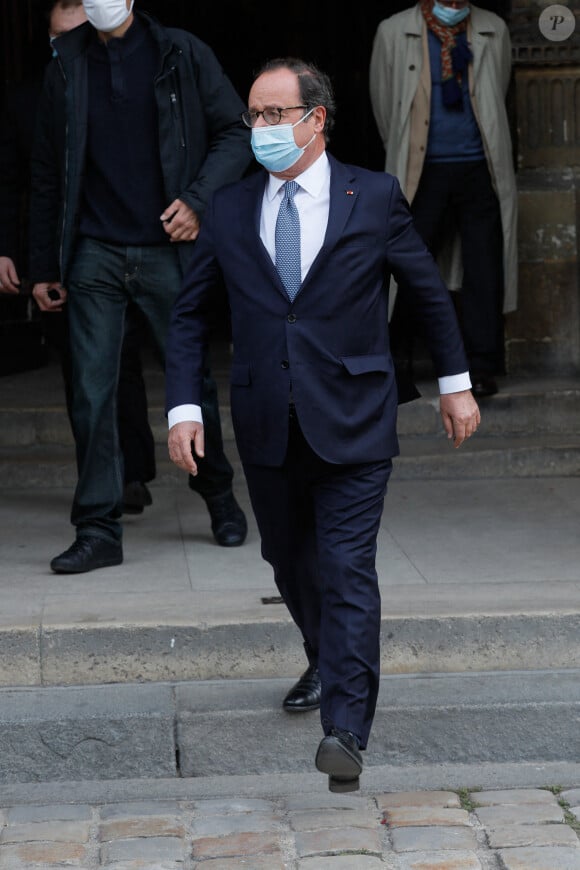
[432,2,470,26]
[251,108,315,173]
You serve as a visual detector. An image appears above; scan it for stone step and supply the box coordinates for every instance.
[0,669,578,783]
[2,364,580,481]
[2,580,579,689]
[395,434,580,479]
[2,376,580,447]
[2,431,580,487]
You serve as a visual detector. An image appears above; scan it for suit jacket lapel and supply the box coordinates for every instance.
[300,156,358,291]
[241,170,295,301]
[241,157,359,301]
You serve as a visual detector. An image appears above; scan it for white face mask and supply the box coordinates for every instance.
[83,0,134,33]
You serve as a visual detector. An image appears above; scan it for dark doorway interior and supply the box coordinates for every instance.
[141,0,511,168]
[2,0,512,169]
[0,0,513,362]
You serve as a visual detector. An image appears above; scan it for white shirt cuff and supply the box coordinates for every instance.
[167,404,203,429]
[168,376,472,427]
[438,372,472,394]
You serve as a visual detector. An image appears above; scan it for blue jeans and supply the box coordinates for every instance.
[67,238,233,542]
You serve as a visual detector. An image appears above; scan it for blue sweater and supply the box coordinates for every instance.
[426,30,485,163]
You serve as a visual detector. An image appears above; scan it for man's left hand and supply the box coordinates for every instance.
[160,199,200,242]
[440,390,481,448]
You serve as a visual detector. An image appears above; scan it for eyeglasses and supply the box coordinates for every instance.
[241,105,308,127]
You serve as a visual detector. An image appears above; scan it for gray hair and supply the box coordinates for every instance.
[254,57,336,143]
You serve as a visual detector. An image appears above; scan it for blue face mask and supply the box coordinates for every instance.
[251,108,315,173]
[432,2,470,26]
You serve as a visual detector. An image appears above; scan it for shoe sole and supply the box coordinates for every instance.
[315,736,362,792]
[328,775,360,793]
[51,556,123,574]
[214,536,247,547]
[282,702,320,713]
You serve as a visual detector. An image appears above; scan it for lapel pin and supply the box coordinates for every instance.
[346,190,354,195]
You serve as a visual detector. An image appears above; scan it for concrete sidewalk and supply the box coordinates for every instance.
[0,472,579,789]
[1,473,580,686]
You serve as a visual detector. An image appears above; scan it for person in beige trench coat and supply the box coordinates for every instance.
[370,0,517,397]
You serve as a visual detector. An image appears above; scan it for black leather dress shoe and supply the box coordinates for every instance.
[471,374,498,398]
[122,481,153,515]
[50,537,123,574]
[204,491,247,547]
[315,727,363,793]
[282,664,321,712]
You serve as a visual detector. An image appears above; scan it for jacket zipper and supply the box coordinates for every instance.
[168,64,186,149]
[57,57,68,281]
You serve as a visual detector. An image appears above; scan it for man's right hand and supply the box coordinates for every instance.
[0,257,21,294]
[32,282,67,312]
[168,421,205,477]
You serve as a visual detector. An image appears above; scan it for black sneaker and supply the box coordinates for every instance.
[204,491,247,547]
[50,537,123,574]
[470,374,498,398]
[122,481,153,515]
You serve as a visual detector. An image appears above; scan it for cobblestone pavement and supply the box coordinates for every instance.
[0,787,579,869]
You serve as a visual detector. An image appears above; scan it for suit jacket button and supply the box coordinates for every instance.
[281,360,289,369]
[287,314,296,323]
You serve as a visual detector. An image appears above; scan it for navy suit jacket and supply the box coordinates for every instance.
[165,153,468,467]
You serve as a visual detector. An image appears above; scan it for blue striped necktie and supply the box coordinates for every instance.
[275,180,301,301]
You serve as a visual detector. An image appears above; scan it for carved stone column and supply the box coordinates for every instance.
[506,1,580,375]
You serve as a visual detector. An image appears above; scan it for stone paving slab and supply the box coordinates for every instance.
[475,788,563,805]
[0,785,578,868]
[487,823,579,848]
[497,846,580,869]
[475,803,565,826]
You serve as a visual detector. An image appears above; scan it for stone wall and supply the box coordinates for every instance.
[507,169,580,374]
[505,0,580,375]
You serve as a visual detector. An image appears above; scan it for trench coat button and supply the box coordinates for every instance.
[287,314,296,323]
[409,64,416,70]
[281,360,289,369]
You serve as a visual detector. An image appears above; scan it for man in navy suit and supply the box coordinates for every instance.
[165,57,480,792]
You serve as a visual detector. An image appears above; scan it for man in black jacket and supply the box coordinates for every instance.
[0,0,156,514]
[29,0,253,573]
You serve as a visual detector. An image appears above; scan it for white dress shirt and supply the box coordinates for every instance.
[168,152,470,429]
[261,151,330,281]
